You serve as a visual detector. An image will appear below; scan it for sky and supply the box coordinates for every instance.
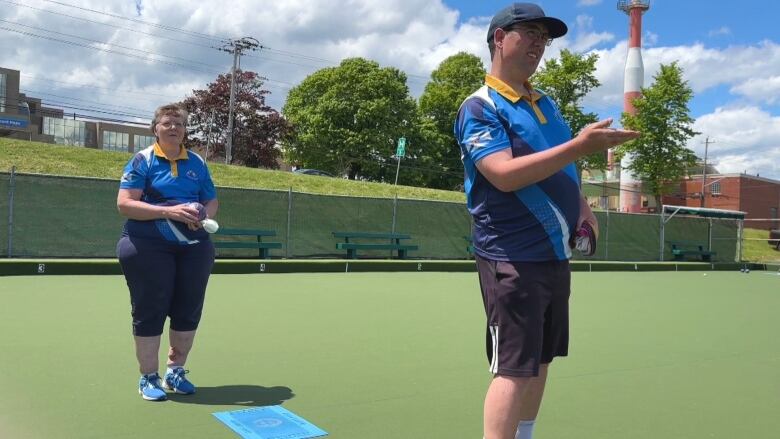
[1,0,779,180]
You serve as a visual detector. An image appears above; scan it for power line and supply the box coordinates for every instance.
[21,89,156,115]
[20,74,181,99]
[1,94,149,120]
[38,0,233,43]
[0,26,220,75]
[0,19,225,72]
[0,0,217,50]
[4,2,430,90]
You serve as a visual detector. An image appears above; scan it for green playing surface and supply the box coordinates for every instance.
[0,271,778,438]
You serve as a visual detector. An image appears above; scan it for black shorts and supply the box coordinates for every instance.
[117,236,215,337]
[476,256,571,377]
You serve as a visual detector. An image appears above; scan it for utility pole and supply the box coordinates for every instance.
[219,37,260,165]
[700,137,714,208]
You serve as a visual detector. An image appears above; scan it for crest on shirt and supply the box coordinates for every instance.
[466,130,493,152]
[185,170,199,181]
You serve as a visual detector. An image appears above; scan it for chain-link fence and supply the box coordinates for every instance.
[1,171,739,261]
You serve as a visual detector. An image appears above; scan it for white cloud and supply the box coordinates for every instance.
[730,76,780,105]
[1,0,779,179]
[580,40,780,111]
[689,106,780,178]
[708,26,731,37]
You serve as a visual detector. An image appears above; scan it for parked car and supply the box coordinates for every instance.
[293,168,334,177]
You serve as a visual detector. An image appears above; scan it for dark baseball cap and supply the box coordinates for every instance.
[487,3,568,43]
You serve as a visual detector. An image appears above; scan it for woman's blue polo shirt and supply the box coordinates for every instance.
[119,143,217,244]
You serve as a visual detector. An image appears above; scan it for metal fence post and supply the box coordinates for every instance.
[391,193,398,233]
[659,211,665,261]
[286,187,292,259]
[604,209,610,261]
[737,219,744,262]
[7,166,16,258]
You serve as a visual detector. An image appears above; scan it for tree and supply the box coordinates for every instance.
[282,58,418,181]
[532,49,603,179]
[620,62,699,207]
[417,52,486,189]
[181,70,289,168]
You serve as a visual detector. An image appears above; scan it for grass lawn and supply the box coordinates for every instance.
[742,227,780,263]
[1,271,778,438]
[0,138,466,202]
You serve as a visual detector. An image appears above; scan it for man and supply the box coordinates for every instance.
[454,3,640,439]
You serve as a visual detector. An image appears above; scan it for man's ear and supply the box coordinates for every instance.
[494,28,506,48]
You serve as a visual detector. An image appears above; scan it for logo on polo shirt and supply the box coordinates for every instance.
[185,170,199,181]
[466,130,493,152]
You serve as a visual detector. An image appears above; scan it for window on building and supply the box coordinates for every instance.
[102,130,129,152]
[42,117,87,146]
[0,73,6,112]
[711,181,721,195]
[134,134,156,150]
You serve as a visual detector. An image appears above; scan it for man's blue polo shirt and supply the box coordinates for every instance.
[454,75,580,262]
[119,143,217,244]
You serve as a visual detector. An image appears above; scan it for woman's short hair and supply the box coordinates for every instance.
[150,104,188,134]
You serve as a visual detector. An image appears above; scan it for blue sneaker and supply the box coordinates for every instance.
[163,368,196,394]
[138,373,167,401]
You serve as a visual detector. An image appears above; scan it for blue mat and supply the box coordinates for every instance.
[213,406,328,439]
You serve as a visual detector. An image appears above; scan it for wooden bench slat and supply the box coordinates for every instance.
[668,241,716,261]
[332,232,411,240]
[332,230,417,259]
[336,243,419,251]
[216,228,276,236]
[213,242,282,249]
[212,228,282,258]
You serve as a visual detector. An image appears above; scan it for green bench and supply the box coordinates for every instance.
[332,231,418,259]
[668,241,716,262]
[213,228,282,259]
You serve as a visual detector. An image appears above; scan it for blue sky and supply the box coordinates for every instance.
[1,0,778,179]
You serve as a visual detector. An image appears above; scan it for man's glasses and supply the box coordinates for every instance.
[507,26,553,47]
[158,121,185,129]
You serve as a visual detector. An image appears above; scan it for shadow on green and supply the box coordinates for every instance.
[167,384,294,407]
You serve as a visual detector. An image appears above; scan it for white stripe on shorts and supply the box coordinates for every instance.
[489,324,499,374]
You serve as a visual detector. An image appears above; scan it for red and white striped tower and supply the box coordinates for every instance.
[616,0,650,212]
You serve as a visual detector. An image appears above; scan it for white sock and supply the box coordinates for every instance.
[515,420,535,439]
[166,365,183,375]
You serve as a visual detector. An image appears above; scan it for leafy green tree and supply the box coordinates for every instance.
[620,62,699,207]
[282,58,418,181]
[182,70,289,168]
[418,52,486,189]
[532,49,602,178]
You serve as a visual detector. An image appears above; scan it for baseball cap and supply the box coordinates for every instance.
[487,3,568,43]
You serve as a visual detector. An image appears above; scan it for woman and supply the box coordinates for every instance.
[116,103,218,401]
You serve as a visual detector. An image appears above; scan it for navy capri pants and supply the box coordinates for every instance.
[117,236,215,336]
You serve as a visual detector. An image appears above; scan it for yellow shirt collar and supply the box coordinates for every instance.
[484,74,547,124]
[485,74,542,103]
[153,142,188,161]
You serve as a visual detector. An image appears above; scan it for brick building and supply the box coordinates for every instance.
[663,173,780,229]
[1,66,153,153]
